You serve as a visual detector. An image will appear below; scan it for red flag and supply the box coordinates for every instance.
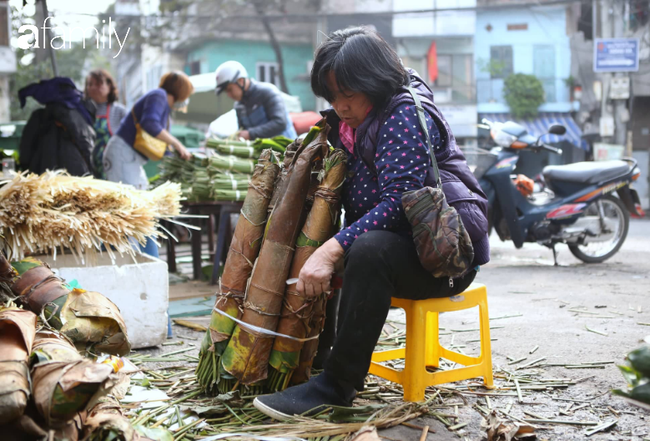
[427,41,438,83]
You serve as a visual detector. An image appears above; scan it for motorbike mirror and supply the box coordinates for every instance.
[548,124,566,135]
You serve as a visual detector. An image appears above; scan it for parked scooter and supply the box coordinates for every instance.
[474,119,645,264]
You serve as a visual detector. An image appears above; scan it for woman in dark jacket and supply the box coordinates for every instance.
[254,27,490,420]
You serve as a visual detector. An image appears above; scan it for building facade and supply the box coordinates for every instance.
[184,39,315,112]
[393,0,478,146]
[475,3,574,114]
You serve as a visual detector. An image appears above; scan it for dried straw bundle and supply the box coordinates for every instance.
[0,171,181,261]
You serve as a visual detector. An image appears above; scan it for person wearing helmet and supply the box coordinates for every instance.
[215,61,297,140]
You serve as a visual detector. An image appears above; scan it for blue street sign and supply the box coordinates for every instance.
[594,38,639,72]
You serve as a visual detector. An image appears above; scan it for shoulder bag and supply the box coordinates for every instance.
[401,87,475,281]
[131,108,168,161]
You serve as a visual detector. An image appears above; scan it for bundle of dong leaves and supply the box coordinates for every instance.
[158,136,293,203]
[0,252,166,440]
[196,122,348,394]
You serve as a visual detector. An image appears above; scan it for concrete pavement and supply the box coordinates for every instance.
[379,218,650,440]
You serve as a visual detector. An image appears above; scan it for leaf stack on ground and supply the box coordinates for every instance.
[0,171,181,261]
[11,257,131,356]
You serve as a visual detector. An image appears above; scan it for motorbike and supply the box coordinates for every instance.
[473,119,645,264]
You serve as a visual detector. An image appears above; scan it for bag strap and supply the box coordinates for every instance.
[406,86,442,188]
[131,108,138,126]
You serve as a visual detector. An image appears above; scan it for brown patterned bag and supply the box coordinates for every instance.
[401,87,474,280]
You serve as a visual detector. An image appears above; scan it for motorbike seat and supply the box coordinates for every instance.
[543,160,630,184]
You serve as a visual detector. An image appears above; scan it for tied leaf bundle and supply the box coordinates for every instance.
[11,257,131,356]
[267,149,347,391]
[206,136,292,157]
[30,329,118,428]
[206,154,256,174]
[0,307,37,425]
[220,125,330,386]
[0,171,181,261]
[196,149,280,394]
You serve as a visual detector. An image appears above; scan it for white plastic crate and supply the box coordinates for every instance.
[39,253,169,349]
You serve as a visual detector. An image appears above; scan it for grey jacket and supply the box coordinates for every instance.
[234,80,297,139]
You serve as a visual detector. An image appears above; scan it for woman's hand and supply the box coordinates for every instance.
[175,142,192,160]
[297,238,344,298]
[238,130,251,140]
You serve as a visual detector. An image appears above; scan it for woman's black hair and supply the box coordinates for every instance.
[311,27,409,108]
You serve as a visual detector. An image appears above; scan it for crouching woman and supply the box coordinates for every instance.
[254,27,490,419]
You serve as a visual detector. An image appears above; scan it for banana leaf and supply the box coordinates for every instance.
[11,258,131,356]
[30,329,118,428]
[221,124,330,385]
[0,307,37,424]
[267,149,346,391]
[196,149,280,393]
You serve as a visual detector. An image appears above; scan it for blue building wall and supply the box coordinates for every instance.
[475,5,573,114]
[186,40,315,111]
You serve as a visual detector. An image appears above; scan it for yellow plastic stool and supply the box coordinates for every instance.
[369,283,494,402]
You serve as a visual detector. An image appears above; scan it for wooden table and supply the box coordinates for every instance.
[163,201,243,284]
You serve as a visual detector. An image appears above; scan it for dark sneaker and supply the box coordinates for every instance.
[253,371,355,421]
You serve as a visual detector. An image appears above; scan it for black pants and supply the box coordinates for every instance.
[324,230,476,391]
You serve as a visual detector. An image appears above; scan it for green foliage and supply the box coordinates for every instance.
[502,73,545,120]
[477,58,507,77]
[613,345,650,405]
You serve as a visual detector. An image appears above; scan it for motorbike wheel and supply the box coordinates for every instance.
[568,195,629,264]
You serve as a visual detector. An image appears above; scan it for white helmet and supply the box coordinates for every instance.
[215,61,248,95]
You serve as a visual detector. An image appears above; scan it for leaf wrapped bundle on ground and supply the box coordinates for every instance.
[0,307,37,424]
[29,329,119,428]
[83,396,165,441]
[267,149,347,391]
[0,171,181,261]
[11,257,131,356]
[196,149,280,394]
[220,125,330,386]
